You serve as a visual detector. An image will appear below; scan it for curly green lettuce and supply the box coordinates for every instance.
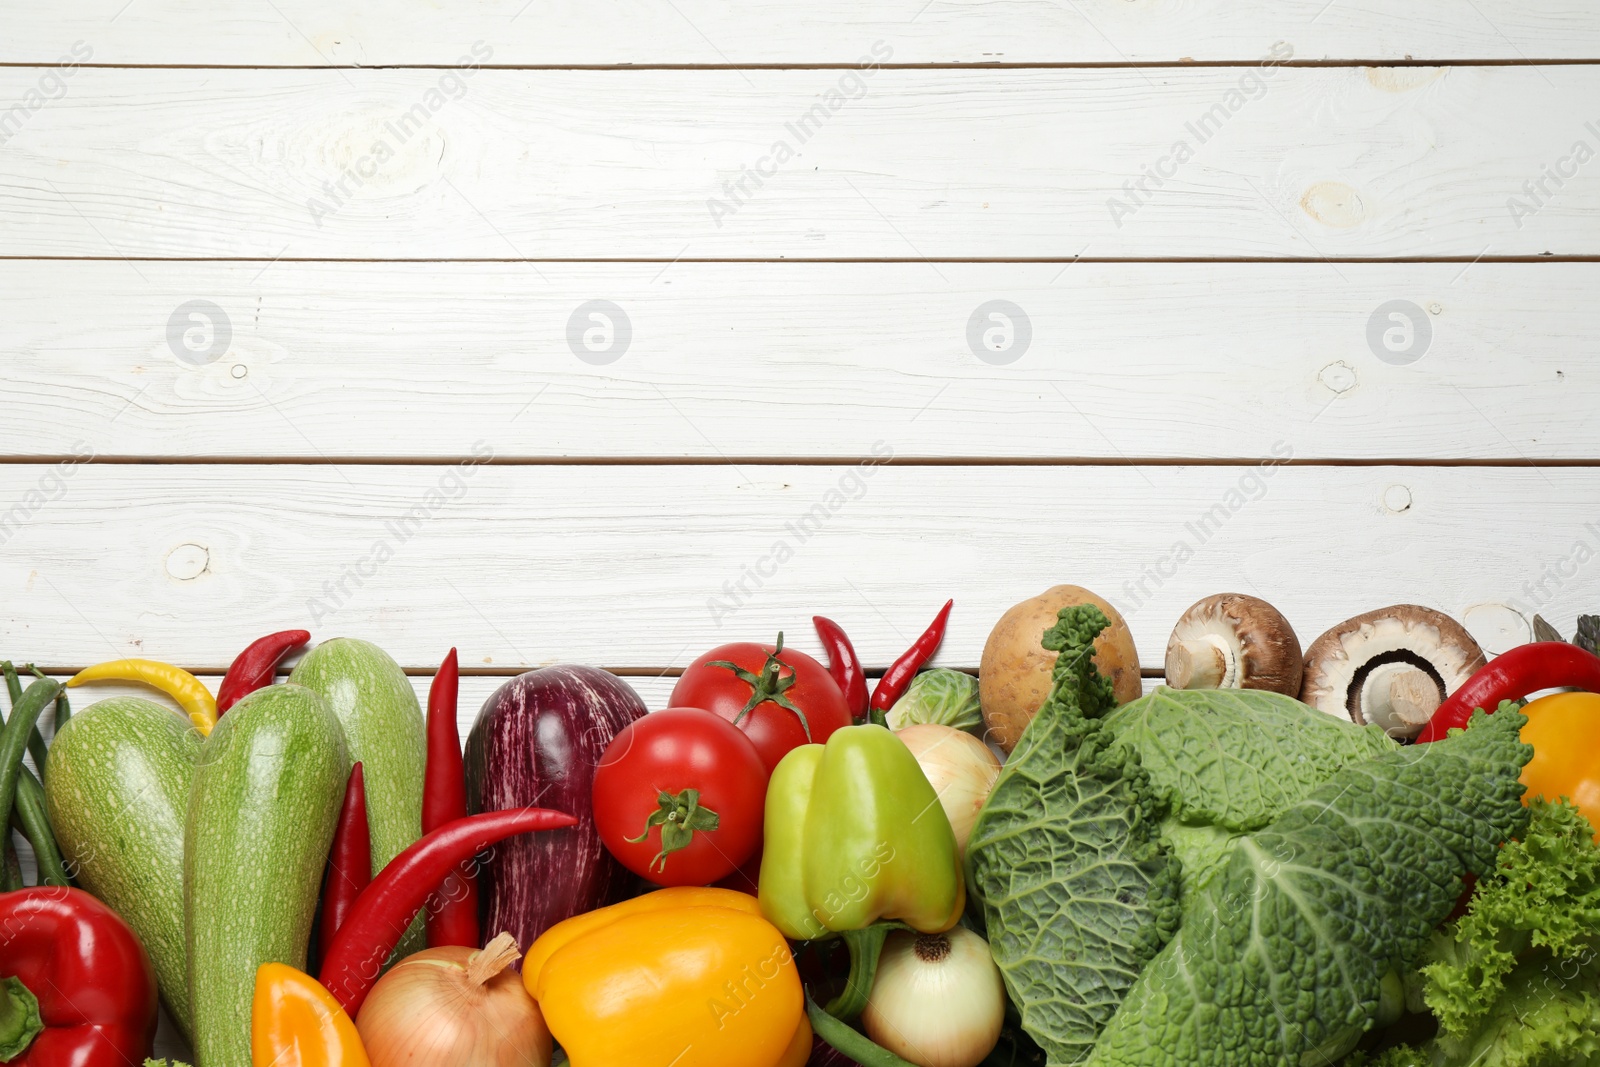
[1105,686,1396,896]
[1085,707,1533,1067]
[966,605,1183,1066]
[1368,798,1600,1067]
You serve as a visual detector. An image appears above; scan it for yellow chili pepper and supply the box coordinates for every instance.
[525,887,810,1067]
[68,658,218,735]
[1521,692,1600,840]
[252,962,371,1067]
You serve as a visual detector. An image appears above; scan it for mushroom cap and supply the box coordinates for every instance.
[1164,593,1303,696]
[1299,604,1487,734]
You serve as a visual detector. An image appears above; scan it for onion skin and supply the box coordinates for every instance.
[863,928,1005,1067]
[357,938,552,1067]
[894,724,1000,855]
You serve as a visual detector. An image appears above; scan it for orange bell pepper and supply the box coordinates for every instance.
[68,658,218,735]
[524,887,809,1067]
[252,963,370,1067]
[1520,692,1600,840]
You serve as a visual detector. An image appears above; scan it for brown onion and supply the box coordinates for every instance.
[356,932,552,1067]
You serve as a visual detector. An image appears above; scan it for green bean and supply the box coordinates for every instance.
[2,662,51,778]
[2,662,20,707]
[54,690,71,733]
[11,767,67,887]
[0,677,62,846]
[1,832,22,891]
[807,995,919,1067]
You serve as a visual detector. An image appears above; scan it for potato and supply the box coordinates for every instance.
[979,585,1142,752]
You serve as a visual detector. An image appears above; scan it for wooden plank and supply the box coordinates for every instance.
[3,66,1597,258]
[5,1,1600,65]
[0,464,1574,674]
[1,259,1593,461]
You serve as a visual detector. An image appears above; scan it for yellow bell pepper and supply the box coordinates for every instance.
[524,887,810,1067]
[68,658,218,735]
[1521,692,1600,840]
[252,963,371,1067]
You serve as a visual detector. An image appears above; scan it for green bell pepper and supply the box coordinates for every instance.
[759,724,965,942]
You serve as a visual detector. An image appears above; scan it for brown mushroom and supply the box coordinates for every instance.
[979,585,1142,753]
[1164,594,1303,696]
[1299,605,1487,739]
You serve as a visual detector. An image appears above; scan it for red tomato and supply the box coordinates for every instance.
[593,707,768,886]
[670,634,851,772]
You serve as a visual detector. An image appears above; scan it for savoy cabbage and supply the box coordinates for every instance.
[966,605,1183,1066]
[1085,707,1532,1067]
[1106,686,1397,896]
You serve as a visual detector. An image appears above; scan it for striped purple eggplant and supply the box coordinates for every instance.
[463,665,646,950]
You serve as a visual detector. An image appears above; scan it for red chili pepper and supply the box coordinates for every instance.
[319,763,372,963]
[423,648,479,949]
[216,629,311,715]
[868,600,954,716]
[1417,641,1600,743]
[0,886,158,1067]
[319,806,578,1017]
[813,616,869,720]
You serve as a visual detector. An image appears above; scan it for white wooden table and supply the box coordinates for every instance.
[3,0,1598,939]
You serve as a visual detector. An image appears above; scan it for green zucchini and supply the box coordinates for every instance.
[186,684,347,1067]
[289,637,426,952]
[44,697,199,1036]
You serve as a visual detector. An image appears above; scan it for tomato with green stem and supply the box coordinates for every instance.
[593,708,769,886]
[671,633,851,772]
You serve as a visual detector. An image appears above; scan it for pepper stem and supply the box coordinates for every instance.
[625,788,721,873]
[0,976,44,1062]
[823,921,909,1022]
[707,632,813,741]
[465,932,522,989]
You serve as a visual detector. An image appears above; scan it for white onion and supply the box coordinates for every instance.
[356,932,552,1067]
[863,927,1006,1067]
[895,723,1001,854]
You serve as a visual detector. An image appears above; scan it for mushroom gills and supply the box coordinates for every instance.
[1299,605,1487,740]
[1351,655,1446,736]
[1163,593,1302,695]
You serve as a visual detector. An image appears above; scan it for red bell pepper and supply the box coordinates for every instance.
[0,886,158,1067]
